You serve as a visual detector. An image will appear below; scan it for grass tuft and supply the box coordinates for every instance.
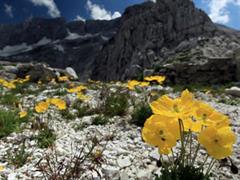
[92,115,109,126]
[0,93,19,106]
[103,93,128,117]
[36,127,56,148]
[131,103,152,127]
[0,110,28,138]
[7,141,31,168]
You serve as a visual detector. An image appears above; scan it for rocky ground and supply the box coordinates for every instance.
[0,63,239,180]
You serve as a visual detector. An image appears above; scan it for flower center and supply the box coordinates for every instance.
[173,104,180,113]
[159,130,164,135]
[214,138,219,143]
[202,113,207,121]
[159,130,166,141]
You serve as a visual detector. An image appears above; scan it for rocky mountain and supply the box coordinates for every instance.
[0,0,240,84]
[0,17,120,80]
[91,0,240,84]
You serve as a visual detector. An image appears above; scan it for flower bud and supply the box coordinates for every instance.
[230,163,238,174]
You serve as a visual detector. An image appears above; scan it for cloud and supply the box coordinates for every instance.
[74,15,86,22]
[28,0,60,18]
[207,0,240,24]
[4,3,14,18]
[86,0,121,20]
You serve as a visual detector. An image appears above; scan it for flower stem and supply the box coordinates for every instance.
[205,158,216,178]
[178,119,185,166]
[199,155,209,170]
[189,130,193,166]
[191,143,200,166]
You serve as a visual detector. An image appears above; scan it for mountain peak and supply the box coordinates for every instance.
[91,0,217,81]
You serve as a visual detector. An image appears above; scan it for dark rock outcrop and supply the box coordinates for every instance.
[0,17,120,80]
[91,0,217,81]
[234,49,240,81]
[0,17,68,48]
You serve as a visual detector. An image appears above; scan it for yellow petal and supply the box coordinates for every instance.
[150,95,175,115]
[35,101,49,113]
[0,165,5,171]
[19,111,28,118]
[49,98,67,110]
[180,89,194,105]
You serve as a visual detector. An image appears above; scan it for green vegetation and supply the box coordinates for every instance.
[131,103,152,127]
[61,109,76,121]
[0,93,19,105]
[103,93,128,117]
[36,138,103,179]
[73,122,88,131]
[72,99,82,109]
[7,142,31,168]
[10,83,30,94]
[53,89,67,96]
[0,110,28,138]
[136,71,144,81]
[75,105,89,118]
[218,96,240,106]
[36,127,56,148]
[92,115,109,125]
[72,100,100,118]
[74,104,96,118]
[156,164,210,180]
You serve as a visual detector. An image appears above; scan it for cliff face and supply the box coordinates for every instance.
[0,0,240,84]
[91,0,217,81]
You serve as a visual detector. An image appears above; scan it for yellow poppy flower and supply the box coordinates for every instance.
[194,101,215,122]
[58,76,69,82]
[208,111,230,127]
[48,98,67,110]
[144,75,166,84]
[139,81,150,87]
[10,79,19,83]
[150,89,197,131]
[35,101,49,113]
[0,79,16,89]
[67,85,87,93]
[194,101,229,128]
[19,111,28,118]
[142,115,179,154]
[69,83,75,87]
[127,80,149,90]
[77,93,90,101]
[198,126,236,159]
[127,80,140,90]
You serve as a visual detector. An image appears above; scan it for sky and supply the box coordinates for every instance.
[0,0,240,30]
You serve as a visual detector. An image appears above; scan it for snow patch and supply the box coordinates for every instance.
[0,43,32,57]
[101,35,109,41]
[54,44,65,53]
[65,29,81,40]
[35,37,51,46]
[0,37,52,57]
[65,29,97,40]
